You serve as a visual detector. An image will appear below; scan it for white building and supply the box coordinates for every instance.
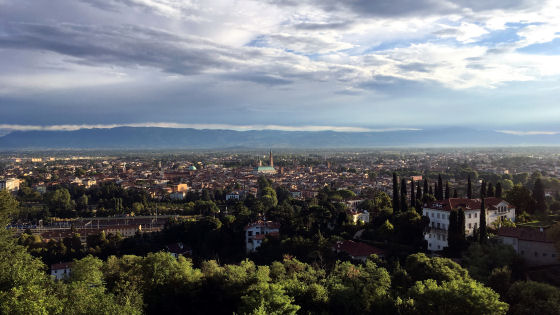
[0,178,20,192]
[51,262,72,280]
[349,210,370,224]
[170,191,186,200]
[244,220,280,253]
[226,191,241,201]
[423,197,515,251]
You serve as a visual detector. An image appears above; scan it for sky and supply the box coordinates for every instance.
[1,0,560,134]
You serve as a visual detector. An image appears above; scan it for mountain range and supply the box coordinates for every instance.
[0,127,559,149]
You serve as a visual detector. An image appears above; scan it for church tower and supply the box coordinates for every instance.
[269,150,274,167]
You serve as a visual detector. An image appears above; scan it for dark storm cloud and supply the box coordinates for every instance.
[0,22,259,75]
[268,0,544,17]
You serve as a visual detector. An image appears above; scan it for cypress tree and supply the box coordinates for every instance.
[458,208,466,240]
[479,197,487,243]
[448,210,458,252]
[445,182,450,200]
[480,180,487,198]
[401,178,408,212]
[416,183,422,204]
[429,185,433,196]
[453,189,458,198]
[410,179,416,209]
[393,173,399,213]
[423,179,429,198]
[467,175,472,199]
[533,178,547,213]
[487,182,495,197]
[495,182,502,198]
[437,175,444,200]
[458,207,466,252]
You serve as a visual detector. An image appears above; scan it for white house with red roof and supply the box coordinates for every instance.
[244,220,280,253]
[423,198,515,251]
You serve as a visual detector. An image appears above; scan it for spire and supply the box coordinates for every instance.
[269,149,274,167]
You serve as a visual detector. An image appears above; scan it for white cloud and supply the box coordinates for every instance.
[0,123,421,133]
[496,130,560,135]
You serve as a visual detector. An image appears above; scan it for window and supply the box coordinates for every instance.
[474,223,478,229]
[247,231,253,236]
[429,243,432,247]
[521,250,525,255]
[437,223,440,229]
[468,213,471,219]
[437,235,441,240]
[468,223,472,229]
[437,213,440,219]
[475,213,477,218]
[431,213,434,218]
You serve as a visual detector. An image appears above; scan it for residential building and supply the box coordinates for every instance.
[497,227,558,266]
[51,262,72,280]
[244,220,280,253]
[423,198,515,251]
[0,178,20,192]
[333,240,385,262]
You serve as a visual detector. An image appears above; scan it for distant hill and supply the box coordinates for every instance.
[0,127,559,149]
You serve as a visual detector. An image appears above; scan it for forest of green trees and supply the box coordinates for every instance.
[3,171,560,314]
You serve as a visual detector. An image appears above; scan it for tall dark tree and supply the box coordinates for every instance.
[437,175,444,200]
[393,173,399,213]
[428,185,433,196]
[401,178,408,212]
[453,189,458,198]
[457,208,466,240]
[479,197,487,243]
[467,175,472,199]
[480,180,487,199]
[487,182,495,197]
[416,183,422,204]
[448,210,459,250]
[533,178,547,213]
[410,179,416,209]
[423,179,429,199]
[445,182,450,200]
[495,182,503,199]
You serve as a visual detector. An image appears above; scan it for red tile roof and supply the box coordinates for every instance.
[427,198,513,211]
[244,220,281,230]
[497,227,552,243]
[334,240,385,258]
[51,262,72,270]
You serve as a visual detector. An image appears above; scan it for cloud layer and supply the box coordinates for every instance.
[0,0,559,130]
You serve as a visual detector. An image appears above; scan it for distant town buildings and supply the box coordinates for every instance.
[423,198,516,251]
[253,150,277,175]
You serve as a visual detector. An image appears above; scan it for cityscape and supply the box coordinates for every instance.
[2,0,560,314]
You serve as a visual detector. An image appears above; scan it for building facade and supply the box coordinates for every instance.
[497,227,558,266]
[0,178,20,192]
[244,220,280,253]
[423,198,515,251]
